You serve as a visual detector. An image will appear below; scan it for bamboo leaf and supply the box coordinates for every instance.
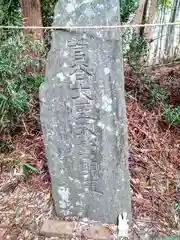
[175,203,180,209]
[22,162,40,174]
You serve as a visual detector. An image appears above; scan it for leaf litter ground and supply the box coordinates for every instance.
[0,64,180,239]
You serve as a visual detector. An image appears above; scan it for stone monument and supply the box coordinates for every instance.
[40,0,131,224]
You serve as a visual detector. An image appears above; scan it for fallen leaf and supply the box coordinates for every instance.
[45,191,51,201]
[102,224,117,231]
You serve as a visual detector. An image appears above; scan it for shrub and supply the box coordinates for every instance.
[163,104,180,124]
[0,32,44,133]
[123,31,149,71]
[120,0,138,22]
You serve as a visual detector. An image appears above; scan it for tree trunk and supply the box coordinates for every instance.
[139,0,149,38]
[145,0,157,40]
[133,0,147,34]
[20,0,43,42]
[19,0,43,73]
[165,0,180,58]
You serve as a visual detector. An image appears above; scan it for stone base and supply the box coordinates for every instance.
[40,219,118,239]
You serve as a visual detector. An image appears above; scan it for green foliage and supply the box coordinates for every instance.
[120,0,138,22]
[0,0,57,53]
[26,73,44,92]
[0,33,44,133]
[124,31,149,71]
[20,162,40,180]
[0,0,20,24]
[40,0,57,27]
[0,140,9,147]
[148,81,167,105]
[40,0,58,53]
[163,104,180,124]
[175,203,180,209]
[22,162,40,174]
[157,0,172,7]
[147,82,179,125]
[0,0,21,40]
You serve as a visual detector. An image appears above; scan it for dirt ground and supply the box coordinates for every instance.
[0,65,180,239]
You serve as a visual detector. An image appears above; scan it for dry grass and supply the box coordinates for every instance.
[127,99,180,237]
[125,63,180,238]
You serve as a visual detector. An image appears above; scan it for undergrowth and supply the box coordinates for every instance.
[120,0,138,22]
[124,31,180,126]
[0,32,44,133]
[148,82,180,125]
[163,104,180,124]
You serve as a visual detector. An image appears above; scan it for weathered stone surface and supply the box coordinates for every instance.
[40,220,113,239]
[40,0,131,224]
[40,220,74,238]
